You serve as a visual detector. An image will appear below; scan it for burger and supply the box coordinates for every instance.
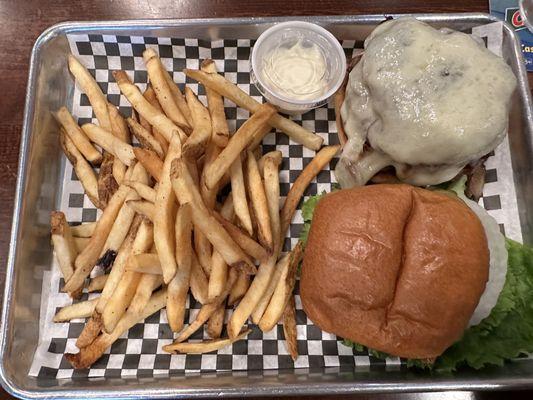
[298,182,533,370]
[334,18,517,191]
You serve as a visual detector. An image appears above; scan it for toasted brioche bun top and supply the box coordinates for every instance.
[300,184,489,359]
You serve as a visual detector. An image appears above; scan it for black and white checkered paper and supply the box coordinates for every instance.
[30,23,522,379]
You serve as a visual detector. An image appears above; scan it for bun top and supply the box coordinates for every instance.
[300,184,489,359]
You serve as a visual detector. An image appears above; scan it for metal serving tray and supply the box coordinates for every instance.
[1,13,532,399]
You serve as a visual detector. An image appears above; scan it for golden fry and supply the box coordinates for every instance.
[97,152,118,209]
[170,158,256,274]
[143,48,191,131]
[163,329,251,354]
[54,298,98,322]
[230,154,253,236]
[246,150,272,251]
[68,55,111,131]
[124,180,156,203]
[282,295,298,361]
[59,129,100,208]
[280,145,340,240]
[183,87,212,158]
[82,123,136,166]
[70,222,96,238]
[202,103,275,190]
[113,70,186,143]
[201,59,229,147]
[167,203,193,332]
[133,147,163,182]
[184,68,323,150]
[50,211,77,282]
[212,212,268,262]
[54,107,102,164]
[154,136,181,284]
[190,252,209,304]
[259,242,303,331]
[127,117,165,158]
[87,274,108,293]
[126,200,155,221]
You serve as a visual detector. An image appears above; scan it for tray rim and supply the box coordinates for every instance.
[1,12,532,399]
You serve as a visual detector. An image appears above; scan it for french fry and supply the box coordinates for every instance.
[246,150,273,251]
[280,145,340,240]
[94,215,142,314]
[263,152,282,254]
[59,128,100,208]
[173,269,238,343]
[184,68,323,150]
[143,48,191,132]
[76,313,103,348]
[230,154,253,236]
[68,55,111,131]
[202,103,276,190]
[66,288,167,369]
[190,252,209,304]
[207,196,234,301]
[195,143,221,276]
[201,59,229,147]
[251,253,291,324]
[212,212,268,262]
[183,87,212,158]
[50,211,77,282]
[107,104,130,143]
[170,158,256,274]
[97,152,118,209]
[154,136,181,284]
[228,271,250,306]
[63,168,138,294]
[133,147,163,182]
[128,273,164,315]
[113,70,186,143]
[167,203,193,332]
[282,295,298,361]
[248,123,274,152]
[82,123,136,166]
[258,242,303,331]
[54,107,102,164]
[163,329,251,354]
[208,250,227,302]
[54,298,98,322]
[87,274,108,292]
[102,220,154,333]
[124,180,156,203]
[206,303,225,339]
[163,70,193,127]
[70,222,96,238]
[108,104,130,184]
[73,237,90,253]
[99,164,149,257]
[227,256,278,338]
[143,86,169,154]
[127,117,165,158]
[126,200,155,221]
[125,253,161,275]
[258,150,283,177]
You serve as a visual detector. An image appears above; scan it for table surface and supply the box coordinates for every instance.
[1,0,532,399]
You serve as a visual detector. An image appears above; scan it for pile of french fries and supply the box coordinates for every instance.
[51,49,339,369]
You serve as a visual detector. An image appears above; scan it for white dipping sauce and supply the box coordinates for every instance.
[337,18,517,187]
[261,39,327,100]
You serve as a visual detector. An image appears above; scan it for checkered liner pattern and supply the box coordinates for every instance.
[29,28,522,379]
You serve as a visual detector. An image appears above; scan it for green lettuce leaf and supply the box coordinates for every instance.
[435,238,533,371]
[299,191,327,244]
